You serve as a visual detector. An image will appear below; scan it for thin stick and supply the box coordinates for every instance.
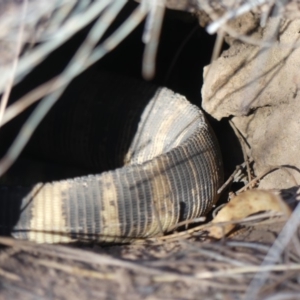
[1,2,148,128]
[142,0,165,79]
[0,0,128,177]
[217,161,252,194]
[0,0,112,94]
[229,119,252,185]
[211,30,224,63]
[0,0,27,126]
[207,0,269,34]
[237,165,298,194]
[244,202,300,299]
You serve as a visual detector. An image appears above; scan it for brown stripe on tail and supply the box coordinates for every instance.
[0,74,223,243]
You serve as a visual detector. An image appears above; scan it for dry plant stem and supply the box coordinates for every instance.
[0,237,168,277]
[0,0,148,177]
[211,30,224,62]
[168,217,206,232]
[0,3,148,128]
[260,0,276,27]
[197,242,257,263]
[229,119,252,185]
[190,248,247,267]
[212,203,226,218]
[1,281,41,299]
[0,1,113,126]
[203,0,298,49]
[244,202,300,299]
[153,238,300,279]
[2,234,300,295]
[0,0,27,126]
[0,0,112,94]
[206,0,269,34]
[0,237,158,274]
[227,241,274,254]
[217,161,252,194]
[2,0,79,35]
[0,268,21,282]
[291,234,300,259]
[245,7,282,114]
[45,1,78,35]
[260,270,300,296]
[195,263,300,279]
[265,293,300,300]
[237,165,298,194]
[222,21,300,48]
[0,237,245,291]
[142,0,165,79]
[140,211,285,245]
[4,1,296,127]
[28,258,117,280]
[24,236,300,283]
[0,76,59,127]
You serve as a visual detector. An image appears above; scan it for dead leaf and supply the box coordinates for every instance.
[208,189,291,239]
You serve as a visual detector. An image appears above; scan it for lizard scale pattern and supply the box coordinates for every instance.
[0,71,223,243]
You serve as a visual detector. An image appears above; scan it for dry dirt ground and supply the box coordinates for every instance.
[0,217,300,300]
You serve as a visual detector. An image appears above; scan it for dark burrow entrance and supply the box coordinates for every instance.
[0,1,242,188]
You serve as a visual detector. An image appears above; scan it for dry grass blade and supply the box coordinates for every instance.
[0,0,148,128]
[244,202,300,299]
[0,1,112,93]
[0,0,147,177]
[2,230,300,296]
[0,0,27,126]
[29,258,117,280]
[237,166,299,194]
[206,0,269,34]
[142,0,165,79]
[0,267,21,281]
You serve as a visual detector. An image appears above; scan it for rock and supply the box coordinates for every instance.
[202,15,300,189]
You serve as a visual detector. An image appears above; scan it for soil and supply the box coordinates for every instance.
[1,217,299,300]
